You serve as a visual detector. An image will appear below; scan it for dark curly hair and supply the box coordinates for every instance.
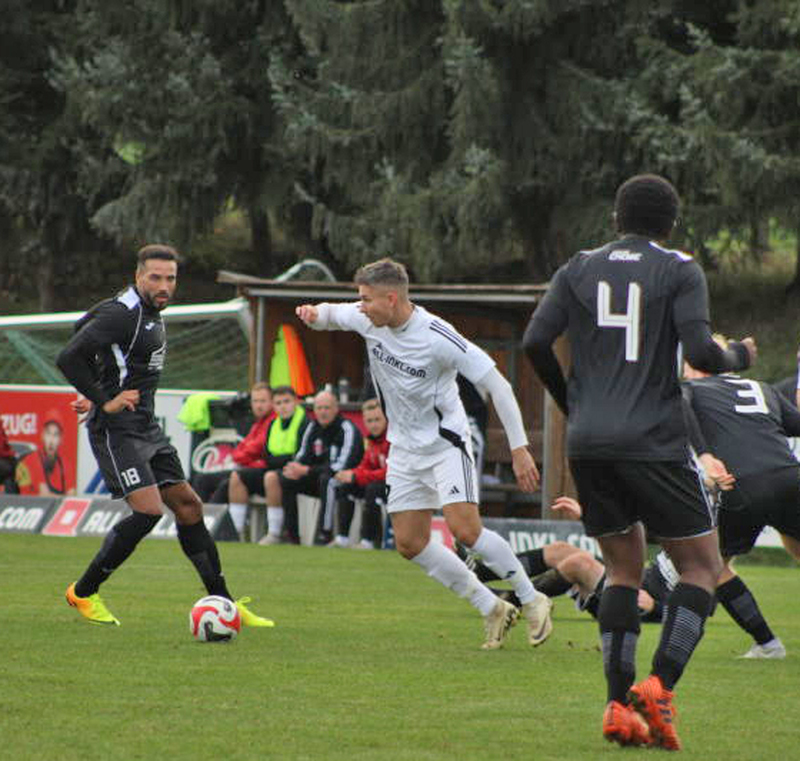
[614,174,679,239]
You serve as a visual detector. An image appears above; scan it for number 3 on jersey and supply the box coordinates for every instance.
[597,281,641,362]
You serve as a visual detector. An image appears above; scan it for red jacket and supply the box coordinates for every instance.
[353,431,389,486]
[0,424,14,460]
[232,413,275,469]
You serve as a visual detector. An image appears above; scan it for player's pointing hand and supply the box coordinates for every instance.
[296,305,319,325]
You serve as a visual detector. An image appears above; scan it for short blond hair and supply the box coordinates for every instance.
[354,258,409,295]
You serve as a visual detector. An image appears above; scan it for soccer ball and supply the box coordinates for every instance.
[189,595,241,642]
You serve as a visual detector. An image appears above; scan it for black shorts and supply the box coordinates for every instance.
[89,421,186,499]
[718,466,800,556]
[235,467,267,497]
[570,458,714,540]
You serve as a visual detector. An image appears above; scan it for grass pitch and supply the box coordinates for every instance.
[2,534,798,760]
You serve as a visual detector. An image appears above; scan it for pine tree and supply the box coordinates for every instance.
[57,0,308,270]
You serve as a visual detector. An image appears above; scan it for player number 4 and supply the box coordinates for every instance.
[597,281,641,362]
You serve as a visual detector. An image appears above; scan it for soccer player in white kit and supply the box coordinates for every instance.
[296,258,553,649]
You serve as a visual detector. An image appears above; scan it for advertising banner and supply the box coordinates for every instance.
[0,495,57,533]
[68,498,238,542]
[41,497,93,536]
[0,388,78,497]
[484,517,602,558]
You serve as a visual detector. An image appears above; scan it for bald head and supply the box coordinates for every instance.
[313,390,339,426]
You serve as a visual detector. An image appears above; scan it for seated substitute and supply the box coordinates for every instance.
[279,389,363,545]
[330,398,390,549]
[255,386,309,545]
[191,382,274,535]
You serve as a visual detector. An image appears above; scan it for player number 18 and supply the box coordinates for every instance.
[597,281,641,362]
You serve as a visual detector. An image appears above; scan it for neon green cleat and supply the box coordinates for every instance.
[66,583,120,626]
[236,597,275,628]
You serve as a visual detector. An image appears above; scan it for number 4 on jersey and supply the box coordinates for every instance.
[597,281,641,362]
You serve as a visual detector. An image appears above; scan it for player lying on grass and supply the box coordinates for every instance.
[464,496,786,658]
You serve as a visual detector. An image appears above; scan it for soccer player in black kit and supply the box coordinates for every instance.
[57,245,273,628]
[523,175,756,750]
[684,352,800,659]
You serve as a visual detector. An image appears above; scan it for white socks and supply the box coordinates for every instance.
[412,540,497,616]
[469,528,538,605]
[267,506,284,537]
[228,502,247,533]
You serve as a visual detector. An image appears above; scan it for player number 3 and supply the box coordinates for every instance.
[597,281,641,362]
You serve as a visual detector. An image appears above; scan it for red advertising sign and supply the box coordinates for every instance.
[0,390,78,496]
[42,497,92,536]
[430,516,454,549]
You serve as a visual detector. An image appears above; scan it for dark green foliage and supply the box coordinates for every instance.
[3,0,800,306]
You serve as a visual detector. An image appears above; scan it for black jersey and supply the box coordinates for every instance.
[56,286,166,428]
[683,375,800,479]
[524,235,748,461]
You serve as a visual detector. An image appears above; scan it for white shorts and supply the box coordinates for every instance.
[386,443,479,513]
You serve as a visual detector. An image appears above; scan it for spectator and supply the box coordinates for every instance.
[191,383,274,532]
[0,418,19,494]
[279,389,363,545]
[256,386,309,545]
[330,398,389,549]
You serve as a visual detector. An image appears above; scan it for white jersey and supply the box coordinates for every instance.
[314,302,495,455]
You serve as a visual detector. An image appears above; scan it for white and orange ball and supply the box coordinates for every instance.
[189,595,241,642]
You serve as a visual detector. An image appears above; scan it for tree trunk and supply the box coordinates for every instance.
[37,248,56,312]
[249,206,272,272]
[786,222,800,296]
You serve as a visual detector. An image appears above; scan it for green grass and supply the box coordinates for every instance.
[2,535,799,760]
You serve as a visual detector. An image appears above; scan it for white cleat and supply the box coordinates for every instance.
[258,533,282,546]
[522,594,553,647]
[481,599,519,650]
[739,639,786,659]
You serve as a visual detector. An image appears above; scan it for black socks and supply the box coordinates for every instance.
[716,575,774,645]
[652,582,714,690]
[75,511,160,597]
[598,585,641,703]
[177,520,232,599]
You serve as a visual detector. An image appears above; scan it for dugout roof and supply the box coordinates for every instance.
[216,270,573,514]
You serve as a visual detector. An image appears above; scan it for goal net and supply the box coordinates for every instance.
[0,299,250,391]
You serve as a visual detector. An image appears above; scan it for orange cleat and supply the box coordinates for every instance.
[602,700,652,747]
[628,675,681,751]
